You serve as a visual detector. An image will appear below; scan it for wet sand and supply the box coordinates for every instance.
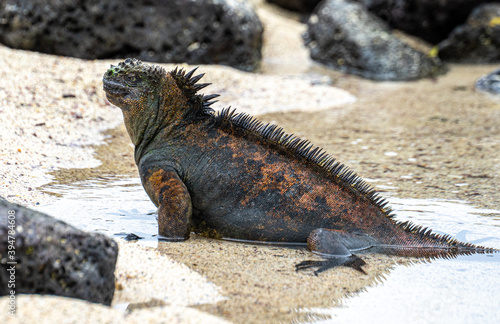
[1,0,499,323]
[156,236,411,323]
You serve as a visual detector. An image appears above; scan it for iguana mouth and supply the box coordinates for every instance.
[103,78,129,96]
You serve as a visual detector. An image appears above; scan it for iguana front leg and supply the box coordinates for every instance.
[140,167,192,241]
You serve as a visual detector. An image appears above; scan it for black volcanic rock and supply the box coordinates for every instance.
[0,197,118,305]
[476,68,500,96]
[267,0,322,13]
[438,3,500,63]
[304,0,445,81]
[354,0,495,44]
[0,0,263,71]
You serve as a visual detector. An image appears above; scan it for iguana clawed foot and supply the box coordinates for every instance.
[295,255,367,275]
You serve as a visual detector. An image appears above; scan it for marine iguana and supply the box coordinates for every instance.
[103,58,496,273]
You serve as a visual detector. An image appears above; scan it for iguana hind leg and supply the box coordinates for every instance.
[307,228,374,256]
[141,167,192,241]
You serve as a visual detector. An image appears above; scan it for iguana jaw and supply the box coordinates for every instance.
[102,78,132,107]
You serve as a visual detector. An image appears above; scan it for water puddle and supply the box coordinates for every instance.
[302,199,500,324]
[304,255,500,323]
[39,177,500,249]
[39,176,159,248]
[389,197,500,246]
[39,176,500,323]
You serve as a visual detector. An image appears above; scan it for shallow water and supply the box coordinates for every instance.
[39,176,159,248]
[39,176,500,248]
[39,176,500,323]
[305,255,500,324]
[304,198,500,324]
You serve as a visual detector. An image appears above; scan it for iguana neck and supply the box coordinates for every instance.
[130,76,208,163]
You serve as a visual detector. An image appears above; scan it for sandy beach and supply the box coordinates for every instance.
[1,0,499,323]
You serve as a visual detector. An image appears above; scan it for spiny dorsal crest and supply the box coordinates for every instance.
[170,66,220,111]
[212,108,497,251]
[108,58,166,85]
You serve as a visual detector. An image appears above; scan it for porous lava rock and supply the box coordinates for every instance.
[0,0,263,71]
[304,0,445,81]
[476,68,500,96]
[266,0,321,13]
[353,0,494,44]
[438,3,500,63]
[0,197,118,305]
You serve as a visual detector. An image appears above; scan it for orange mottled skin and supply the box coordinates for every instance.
[103,58,496,273]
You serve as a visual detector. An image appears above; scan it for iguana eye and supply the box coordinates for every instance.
[126,74,139,84]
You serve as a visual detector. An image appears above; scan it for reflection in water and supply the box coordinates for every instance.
[302,199,500,324]
[389,197,500,245]
[303,254,500,324]
[39,176,500,323]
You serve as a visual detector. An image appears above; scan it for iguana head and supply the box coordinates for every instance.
[103,58,165,111]
[103,58,181,149]
[103,58,217,159]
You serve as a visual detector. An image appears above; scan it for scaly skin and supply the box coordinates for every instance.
[103,58,496,273]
